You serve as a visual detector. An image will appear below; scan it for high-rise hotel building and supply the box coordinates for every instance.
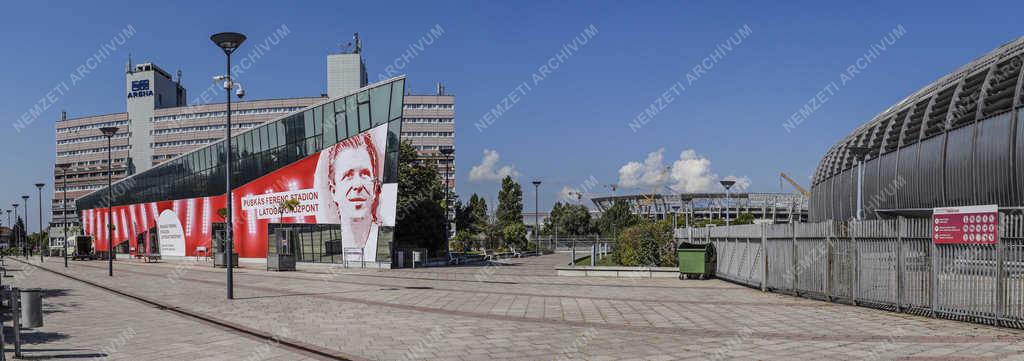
[53,40,455,238]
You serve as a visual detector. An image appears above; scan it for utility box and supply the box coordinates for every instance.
[213,229,238,268]
[268,228,297,271]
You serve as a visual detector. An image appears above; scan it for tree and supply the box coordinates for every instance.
[469,195,488,234]
[544,202,592,236]
[561,204,593,236]
[495,176,524,246]
[28,230,49,252]
[395,140,448,256]
[502,223,527,250]
[454,193,489,238]
[12,217,26,250]
[595,200,641,238]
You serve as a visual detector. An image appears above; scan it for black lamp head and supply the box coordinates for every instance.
[211,32,247,55]
[720,179,736,190]
[100,126,119,137]
[34,183,44,189]
[439,147,454,156]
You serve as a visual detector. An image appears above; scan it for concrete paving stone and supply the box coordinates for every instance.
[6,254,1024,360]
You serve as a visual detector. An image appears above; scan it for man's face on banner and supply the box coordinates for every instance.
[332,146,376,221]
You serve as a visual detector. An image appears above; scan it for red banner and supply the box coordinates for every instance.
[82,124,396,260]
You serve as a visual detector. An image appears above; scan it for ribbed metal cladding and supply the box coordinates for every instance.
[877,150,899,210]
[809,38,1024,221]
[1016,108,1024,205]
[944,125,975,206]
[975,112,1012,205]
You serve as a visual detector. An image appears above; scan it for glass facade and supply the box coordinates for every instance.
[77,77,406,211]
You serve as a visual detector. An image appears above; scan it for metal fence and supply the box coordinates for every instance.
[533,236,616,253]
[678,213,1024,328]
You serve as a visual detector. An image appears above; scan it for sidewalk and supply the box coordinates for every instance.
[7,255,1024,360]
[0,256,321,360]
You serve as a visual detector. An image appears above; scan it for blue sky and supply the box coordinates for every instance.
[1,0,1022,225]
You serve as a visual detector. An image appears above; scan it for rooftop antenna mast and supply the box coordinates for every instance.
[353,32,362,54]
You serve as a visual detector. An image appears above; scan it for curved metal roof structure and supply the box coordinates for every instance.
[810,37,1024,221]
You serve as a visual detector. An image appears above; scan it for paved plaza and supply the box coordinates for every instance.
[3,254,1024,360]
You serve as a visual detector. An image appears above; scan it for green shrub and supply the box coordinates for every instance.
[612,220,677,267]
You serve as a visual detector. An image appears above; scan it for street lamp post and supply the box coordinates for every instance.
[21,195,29,259]
[847,146,872,221]
[531,180,541,248]
[58,163,71,267]
[35,183,44,262]
[4,209,8,255]
[719,180,735,226]
[11,204,19,254]
[439,148,455,240]
[211,31,246,300]
[671,204,680,245]
[100,126,118,276]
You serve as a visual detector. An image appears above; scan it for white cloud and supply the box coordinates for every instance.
[618,148,668,189]
[469,149,519,182]
[617,148,752,193]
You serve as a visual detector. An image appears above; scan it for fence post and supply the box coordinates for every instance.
[792,222,798,295]
[745,231,752,284]
[826,221,833,302]
[996,213,1005,320]
[851,221,857,306]
[930,227,938,318]
[896,216,904,313]
[761,224,768,292]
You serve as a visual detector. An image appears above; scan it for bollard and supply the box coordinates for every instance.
[20,288,43,328]
[1,286,6,361]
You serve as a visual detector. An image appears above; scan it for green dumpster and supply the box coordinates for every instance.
[677,243,715,280]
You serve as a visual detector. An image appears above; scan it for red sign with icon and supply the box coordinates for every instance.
[932,205,998,244]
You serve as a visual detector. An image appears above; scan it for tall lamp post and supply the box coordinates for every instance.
[671,204,680,245]
[100,126,118,276]
[719,179,735,226]
[21,195,29,259]
[531,180,541,248]
[847,146,872,221]
[211,31,246,300]
[58,163,71,267]
[11,204,19,254]
[439,147,455,240]
[35,183,44,262]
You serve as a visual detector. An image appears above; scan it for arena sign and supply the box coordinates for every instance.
[932,204,998,245]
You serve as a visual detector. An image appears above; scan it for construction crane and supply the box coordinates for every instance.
[641,167,670,205]
[779,172,811,197]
